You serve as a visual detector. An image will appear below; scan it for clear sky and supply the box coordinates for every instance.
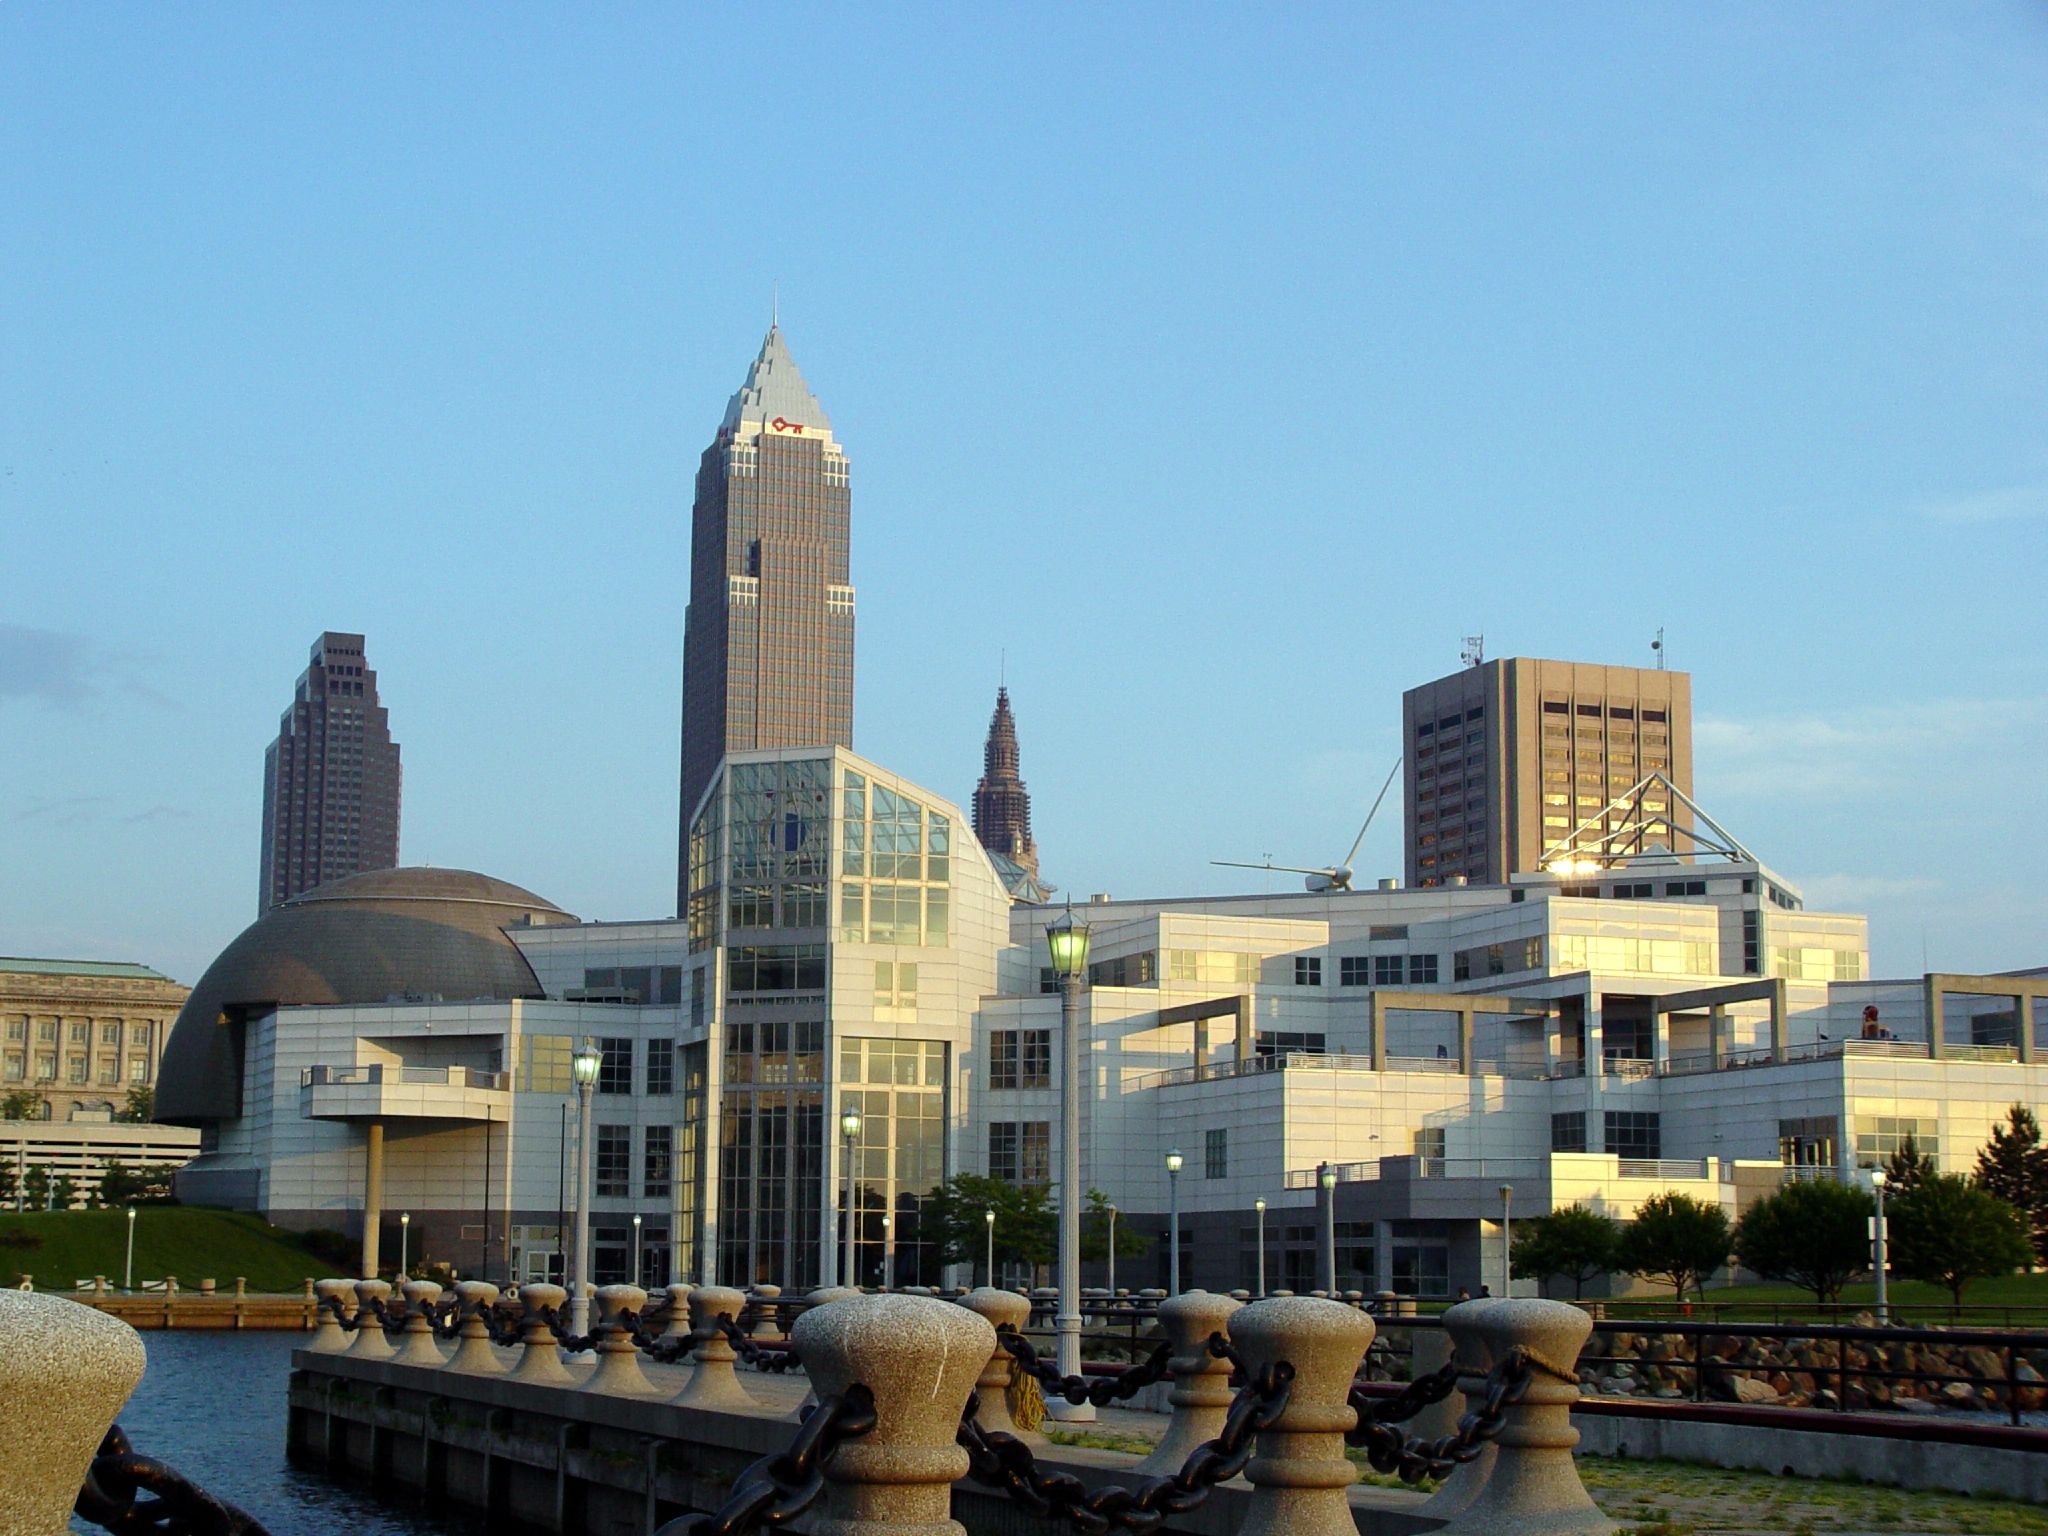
[3,5,2043,987]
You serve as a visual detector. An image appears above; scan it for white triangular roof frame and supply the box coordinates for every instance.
[1538,770,1756,871]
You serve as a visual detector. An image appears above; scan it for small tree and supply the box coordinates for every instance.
[1732,1178,1873,1302]
[118,1086,154,1124]
[1511,1205,1620,1298]
[1078,1188,1150,1265]
[21,1166,50,1210]
[1619,1192,1732,1301]
[914,1173,1057,1282]
[1973,1104,2048,1268]
[1886,1133,1936,1194]
[1889,1173,2032,1307]
[48,1173,77,1211]
[0,1090,45,1122]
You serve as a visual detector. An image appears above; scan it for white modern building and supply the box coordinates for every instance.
[160,747,2048,1298]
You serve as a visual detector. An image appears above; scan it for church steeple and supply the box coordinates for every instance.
[973,686,1038,883]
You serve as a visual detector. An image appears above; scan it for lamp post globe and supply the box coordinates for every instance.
[1318,1165,1338,1293]
[399,1210,410,1280]
[1498,1184,1515,1298]
[1253,1198,1267,1297]
[984,1205,996,1287]
[1869,1169,1889,1323]
[840,1105,863,1288]
[124,1205,136,1293]
[1105,1203,1118,1297]
[1045,904,1093,1418]
[568,1037,604,1333]
[1164,1149,1183,1295]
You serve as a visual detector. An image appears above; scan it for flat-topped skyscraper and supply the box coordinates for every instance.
[678,327,855,909]
[259,632,401,911]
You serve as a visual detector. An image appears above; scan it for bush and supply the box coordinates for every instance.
[1620,1192,1732,1300]
[0,1225,42,1252]
[299,1228,360,1271]
[1732,1178,1874,1302]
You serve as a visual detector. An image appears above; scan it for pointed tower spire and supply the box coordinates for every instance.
[972,685,1038,884]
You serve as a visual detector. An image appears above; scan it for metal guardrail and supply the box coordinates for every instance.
[300,1064,510,1091]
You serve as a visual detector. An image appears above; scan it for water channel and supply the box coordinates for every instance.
[72,1329,476,1536]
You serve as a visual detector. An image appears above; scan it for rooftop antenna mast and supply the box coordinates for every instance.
[1652,627,1666,670]
[1460,634,1485,669]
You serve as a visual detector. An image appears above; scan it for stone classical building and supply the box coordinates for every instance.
[0,958,187,1122]
[157,745,2047,1299]
[677,328,856,910]
[260,631,403,911]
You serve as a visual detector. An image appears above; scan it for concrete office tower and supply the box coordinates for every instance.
[678,327,855,910]
[971,686,1039,885]
[1403,658,1692,887]
[259,633,402,911]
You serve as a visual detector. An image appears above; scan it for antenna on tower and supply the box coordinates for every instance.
[1651,627,1666,670]
[1460,634,1485,670]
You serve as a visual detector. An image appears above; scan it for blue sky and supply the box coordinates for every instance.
[3,5,2043,985]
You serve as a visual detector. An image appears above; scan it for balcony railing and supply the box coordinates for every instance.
[300,1064,510,1091]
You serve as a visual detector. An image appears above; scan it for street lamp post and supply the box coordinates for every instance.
[124,1205,136,1292]
[569,1038,604,1335]
[1499,1184,1514,1298]
[1106,1203,1118,1297]
[984,1206,996,1286]
[1319,1164,1338,1293]
[840,1105,862,1288]
[633,1213,643,1287]
[1870,1169,1889,1325]
[400,1211,411,1279]
[1254,1198,1267,1297]
[1046,906,1093,1416]
[1165,1149,1183,1295]
[880,1214,892,1291]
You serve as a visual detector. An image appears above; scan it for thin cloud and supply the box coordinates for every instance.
[1697,697,2043,801]
[1918,485,2048,525]
[16,794,114,826]
[0,624,101,706]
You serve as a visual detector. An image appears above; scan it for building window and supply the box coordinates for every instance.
[1294,956,1322,987]
[1551,1112,1586,1153]
[989,1121,1051,1185]
[1410,954,1440,983]
[1413,1127,1446,1175]
[1604,1112,1662,1160]
[595,1125,632,1198]
[1778,1117,1837,1168]
[644,1125,673,1198]
[68,1022,88,1044]
[727,944,827,992]
[128,1058,147,1084]
[646,1042,675,1097]
[99,1022,121,1045]
[2,1056,21,1081]
[98,1060,118,1085]
[522,1035,572,1093]
[34,1056,54,1081]
[67,1057,86,1084]
[1853,1115,1937,1171]
[598,1038,634,1095]
[1338,956,1369,986]
[3,1019,22,1042]
[988,1029,1051,1091]
[1255,1031,1326,1058]
[1205,1128,1228,1179]
[1664,879,1706,897]
[1373,955,1404,986]
[1609,882,1653,899]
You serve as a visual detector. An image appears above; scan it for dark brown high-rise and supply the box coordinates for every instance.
[678,328,855,908]
[259,632,401,911]
[971,686,1039,884]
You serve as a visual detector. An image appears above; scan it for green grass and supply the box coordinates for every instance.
[0,1207,336,1293]
[1598,1271,2048,1322]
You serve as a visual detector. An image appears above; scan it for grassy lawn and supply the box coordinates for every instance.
[1599,1272,2048,1323]
[0,1207,337,1293]
[1046,1430,2048,1534]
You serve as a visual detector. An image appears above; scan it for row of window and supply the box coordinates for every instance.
[594,1123,675,1199]
[1548,1110,1660,1158]
[521,1035,682,1095]
[2,1055,151,1084]
[2,1018,156,1045]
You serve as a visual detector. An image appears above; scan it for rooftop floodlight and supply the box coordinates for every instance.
[571,1039,604,1086]
[1045,904,1092,979]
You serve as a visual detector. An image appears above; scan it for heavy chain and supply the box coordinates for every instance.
[997,1327,1175,1408]
[652,1387,876,1536]
[1346,1346,1530,1483]
[73,1425,271,1536]
[1362,1359,1462,1424]
[717,1314,806,1373]
[959,1357,1294,1535]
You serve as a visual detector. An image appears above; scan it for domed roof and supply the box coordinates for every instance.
[156,867,575,1123]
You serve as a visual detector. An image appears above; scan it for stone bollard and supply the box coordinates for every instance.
[1432,1299,1610,1536]
[958,1286,1041,1444]
[796,1294,989,1536]
[509,1284,574,1385]
[395,1280,447,1366]
[583,1284,663,1397]
[308,1279,358,1353]
[346,1280,398,1360]
[1417,1298,1505,1522]
[749,1282,784,1339]
[443,1282,506,1375]
[303,1277,317,1302]
[235,1277,247,1299]
[1231,1295,1375,1536]
[672,1285,753,1409]
[164,1277,178,1297]
[660,1283,697,1342]
[1138,1288,1241,1474]
[0,1291,147,1536]
[198,1278,216,1297]
[795,1288,862,1413]
[92,1276,107,1297]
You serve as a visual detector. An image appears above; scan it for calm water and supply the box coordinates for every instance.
[72,1329,478,1536]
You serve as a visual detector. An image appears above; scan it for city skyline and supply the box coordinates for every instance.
[3,6,2042,985]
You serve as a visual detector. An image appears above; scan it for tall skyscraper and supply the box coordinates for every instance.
[971,685,1039,884]
[678,327,855,908]
[1402,657,1692,887]
[259,632,402,911]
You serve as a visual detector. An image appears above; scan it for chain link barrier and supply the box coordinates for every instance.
[997,1327,1176,1408]
[1346,1347,1531,1484]
[957,1356,1294,1535]
[650,1387,877,1536]
[73,1425,272,1536]
[716,1314,806,1373]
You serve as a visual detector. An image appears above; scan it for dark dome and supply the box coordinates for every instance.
[156,867,574,1123]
